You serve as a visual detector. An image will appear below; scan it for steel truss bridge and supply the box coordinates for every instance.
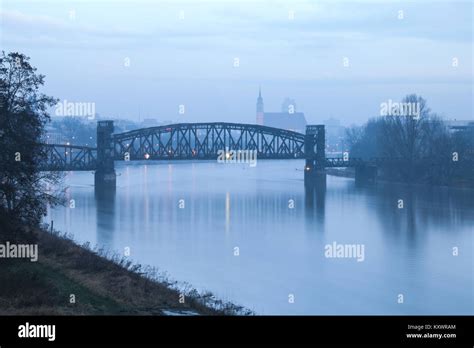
[41,121,447,172]
[113,123,306,160]
[39,144,98,171]
[40,122,370,172]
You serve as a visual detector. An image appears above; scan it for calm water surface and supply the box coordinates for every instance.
[46,160,474,314]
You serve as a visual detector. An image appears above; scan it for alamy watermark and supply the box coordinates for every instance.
[0,242,38,262]
[380,99,420,119]
[18,322,55,341]
[55,99,95,120]
[324,241,365,262]
[217,147,257,167]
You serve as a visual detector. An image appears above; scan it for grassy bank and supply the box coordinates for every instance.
[0,227,250,315]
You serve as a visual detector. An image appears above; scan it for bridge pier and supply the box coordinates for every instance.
[95,120,116,188]
[355,164,378,185]
[304,125,326,187]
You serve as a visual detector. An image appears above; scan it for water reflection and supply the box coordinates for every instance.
[365,182,474,238]
[95,185,116,246]
[47,161,473,314]
[304,175,326,229]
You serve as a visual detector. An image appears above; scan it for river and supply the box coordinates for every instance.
[46,160,473,315]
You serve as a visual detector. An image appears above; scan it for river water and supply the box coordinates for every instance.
[46,160,473,314]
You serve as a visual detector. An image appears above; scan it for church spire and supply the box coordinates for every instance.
[256,87,264,110]
[256,86,264,125]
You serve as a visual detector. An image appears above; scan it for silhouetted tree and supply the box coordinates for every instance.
[0,51,62,237]
[345,94,469,185]
[377,95,450,181]
[345,119,382,160]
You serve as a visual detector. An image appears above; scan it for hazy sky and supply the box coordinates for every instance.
[1,0,472,125]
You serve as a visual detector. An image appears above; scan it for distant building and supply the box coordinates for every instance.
[445,119,474,131]
[44,125,69,144]
[323,118,346,154]
[114,119,141,132]
[255,88,307,134]
[45,132,68,145]
[141,118,159,127]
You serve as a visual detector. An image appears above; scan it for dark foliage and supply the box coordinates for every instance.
[0,51,63,240]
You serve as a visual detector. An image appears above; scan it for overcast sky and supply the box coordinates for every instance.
[1,0,472,125]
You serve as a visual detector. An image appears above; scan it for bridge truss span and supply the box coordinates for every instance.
[112,122,306,160]
[324,158,365,168]
[39,144,98,171]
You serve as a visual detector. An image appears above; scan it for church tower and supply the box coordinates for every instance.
[256,87,264,125]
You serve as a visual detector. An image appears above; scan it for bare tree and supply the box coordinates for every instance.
[346,94,459,184]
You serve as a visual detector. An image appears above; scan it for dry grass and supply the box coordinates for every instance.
[0,227,252,316]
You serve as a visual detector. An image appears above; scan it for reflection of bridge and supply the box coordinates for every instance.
[40,121,376,186]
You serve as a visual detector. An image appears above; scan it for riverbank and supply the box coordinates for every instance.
[325,168,355,179]
[326,168,474,188]
[0,226,250,315]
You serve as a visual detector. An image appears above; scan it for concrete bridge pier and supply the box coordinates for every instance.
[304,160,327,187]
[355,164,378,185]
[304,125,326,187]
[95,120,116,188]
